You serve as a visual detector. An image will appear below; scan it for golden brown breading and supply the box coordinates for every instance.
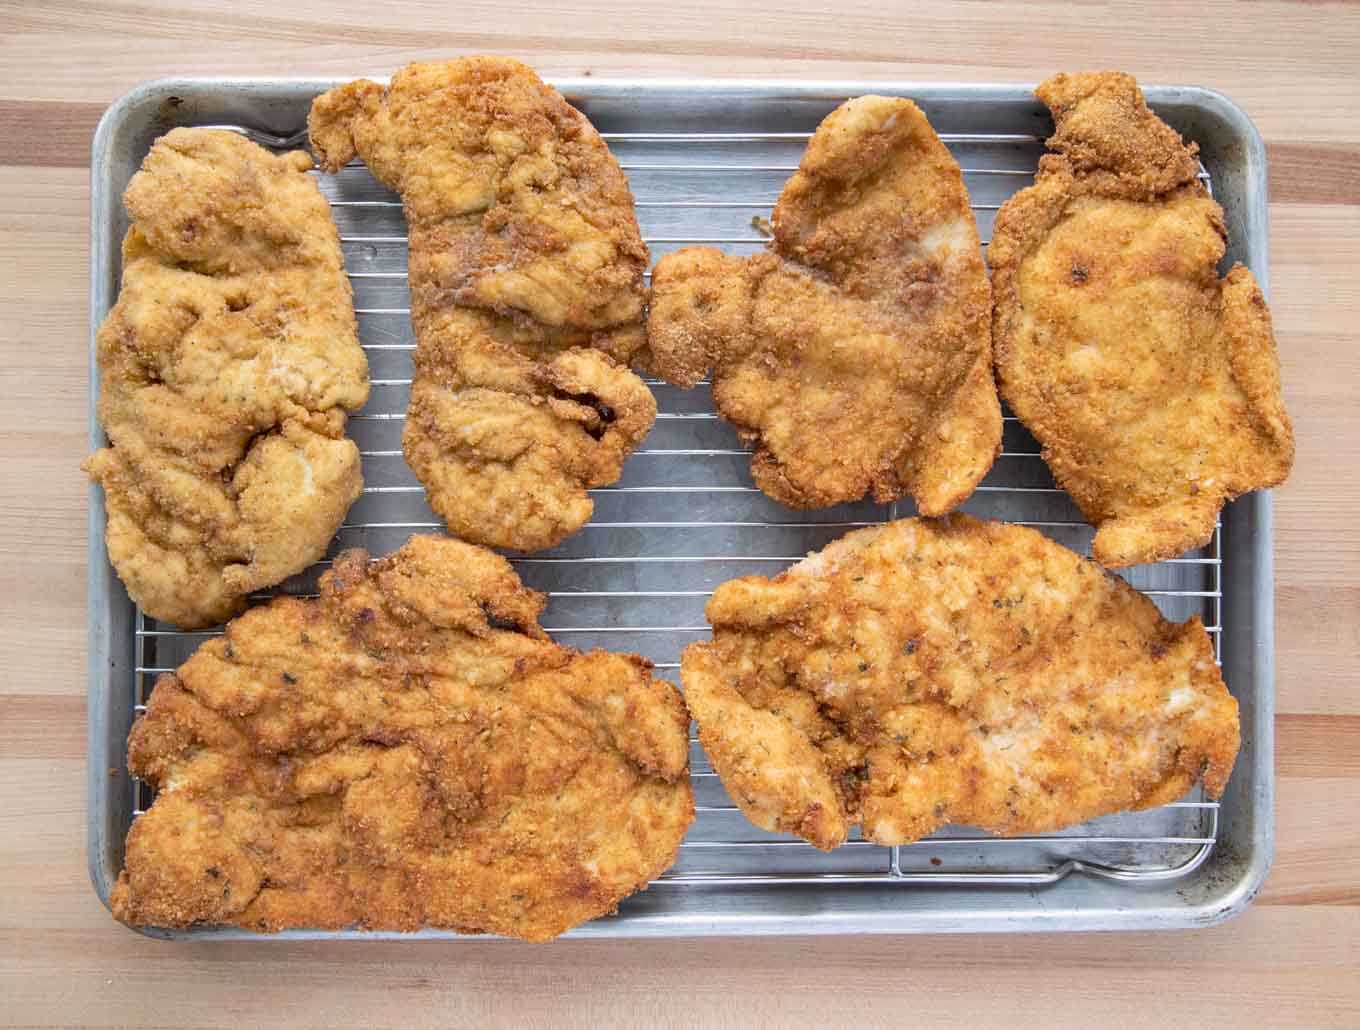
[683,515,1239,850]
[642,96,1000,512]
[308,59,656,551]
[989,72,1294,567]
[110,535,694,941]
[83,128,369,628]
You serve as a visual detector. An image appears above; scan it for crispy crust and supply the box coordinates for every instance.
[683,515,1240,850]
[990,72,1294,567]
[110,535,694,941]
[643,96,1000,513]
[82,128,369,628]
[308,59,655,551]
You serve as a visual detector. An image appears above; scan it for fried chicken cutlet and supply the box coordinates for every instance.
[84,128,370,628]
[308,59,656,551]
[989,72,1294,567]
[683,515,1239,850]
[643,96,1000,512]
[110,535,694,941]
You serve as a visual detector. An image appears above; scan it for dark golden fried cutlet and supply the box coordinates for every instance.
[308,58,656,552]
[111,535,694,942]
[989,72,1294,568]
[643,95,1000,513]
[83,128,370,628]
[683,515,1239,851]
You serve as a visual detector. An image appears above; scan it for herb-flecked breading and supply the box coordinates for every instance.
[683,515,1239,850]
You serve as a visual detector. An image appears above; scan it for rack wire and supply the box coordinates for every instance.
[129,122,1224,890]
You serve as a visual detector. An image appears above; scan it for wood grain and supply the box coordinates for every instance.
[1269,143,1360,206]
[0,100,103,167]
[1,2,1358,1027]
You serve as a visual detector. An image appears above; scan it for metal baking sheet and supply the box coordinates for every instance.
[88,77,1275,937]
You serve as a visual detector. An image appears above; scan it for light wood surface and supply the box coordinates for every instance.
[2,2,1358,1026]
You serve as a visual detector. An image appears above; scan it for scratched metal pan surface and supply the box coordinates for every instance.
[87,77,1275,937]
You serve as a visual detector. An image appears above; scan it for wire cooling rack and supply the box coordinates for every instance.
[128,124,1223,889]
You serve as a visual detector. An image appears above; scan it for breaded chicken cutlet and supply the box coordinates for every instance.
[308,58,656,552]
[989,72,1294,567]
[643,96,1000,512]
[683,515,1239,850]
[111,535,694,942]
[84,128,370,629]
